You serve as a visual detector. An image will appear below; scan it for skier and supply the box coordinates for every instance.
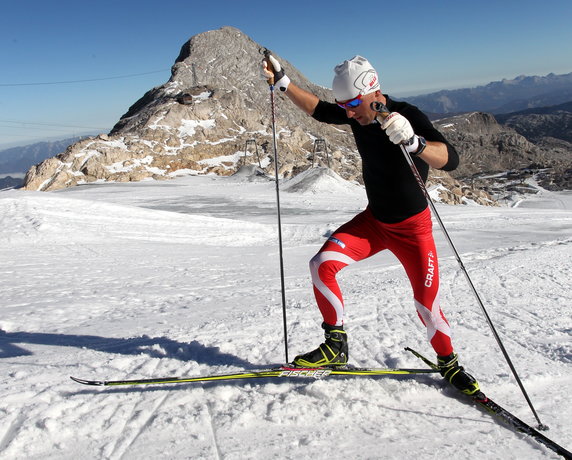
[263,54,479,395]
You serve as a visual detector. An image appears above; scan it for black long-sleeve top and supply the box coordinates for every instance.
[312,95,459,223]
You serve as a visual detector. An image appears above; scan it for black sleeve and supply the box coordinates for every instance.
[441,144,459,171]
[312,100,350,125]
[403,104,459,172]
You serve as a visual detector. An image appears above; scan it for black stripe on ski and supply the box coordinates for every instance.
[405,347,572,459]
[70,365,439,387]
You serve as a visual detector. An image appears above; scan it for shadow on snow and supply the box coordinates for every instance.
[0,330,252,368]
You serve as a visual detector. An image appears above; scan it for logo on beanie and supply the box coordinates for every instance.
[369,74,378,89]
[354,69,379,95]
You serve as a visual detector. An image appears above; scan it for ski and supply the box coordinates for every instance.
[70,365,438,387]
[405,347,572,459]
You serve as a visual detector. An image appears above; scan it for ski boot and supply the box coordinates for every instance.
[438,352,480,396]
[293,322,348,368]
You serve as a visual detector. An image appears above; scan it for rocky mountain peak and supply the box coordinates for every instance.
[111,26,332,135]
[24,27,361,192]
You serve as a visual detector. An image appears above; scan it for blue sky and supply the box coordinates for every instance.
[1,0,571,147]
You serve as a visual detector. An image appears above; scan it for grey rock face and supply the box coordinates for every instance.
[434,112,537,177]
[434,111,571,198]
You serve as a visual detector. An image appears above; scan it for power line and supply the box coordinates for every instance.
[0,69,170,87]
[0,127,102,137]
[0,120,108,130]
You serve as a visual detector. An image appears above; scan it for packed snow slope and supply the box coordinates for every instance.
[1,167,571,459]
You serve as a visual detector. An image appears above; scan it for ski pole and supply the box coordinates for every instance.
[370,101,547,430]
[263,49,289,363]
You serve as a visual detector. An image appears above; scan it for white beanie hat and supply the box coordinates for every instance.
[332,55,380,101]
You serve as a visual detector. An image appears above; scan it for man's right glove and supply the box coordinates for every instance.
[380,112,414,145]
[262,55,291,92]
[380,112,425,155]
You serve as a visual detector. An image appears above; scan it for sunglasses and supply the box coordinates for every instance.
[336,94,363,109]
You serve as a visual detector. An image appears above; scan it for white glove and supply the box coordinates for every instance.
[262,55,291,92]
[381,112,415,145]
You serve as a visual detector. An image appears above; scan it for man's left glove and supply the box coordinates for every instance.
[262,55,291,92]
[380,112,422,154]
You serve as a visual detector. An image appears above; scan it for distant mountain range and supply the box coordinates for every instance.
[0,137,88,174]
[0,136,88,189]
[406,72,572,115]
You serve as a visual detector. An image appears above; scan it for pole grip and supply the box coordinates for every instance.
[263,49,275,86]
[370,101,391,122]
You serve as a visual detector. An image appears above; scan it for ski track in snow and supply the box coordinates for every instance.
[0,170,571,459]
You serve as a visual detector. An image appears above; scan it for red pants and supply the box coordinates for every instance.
[310,207,453,356]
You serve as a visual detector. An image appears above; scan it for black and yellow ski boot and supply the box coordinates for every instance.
[438,352,480,396]
[293,322,348,368]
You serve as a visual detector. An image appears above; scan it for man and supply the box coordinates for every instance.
[263,54,479,395]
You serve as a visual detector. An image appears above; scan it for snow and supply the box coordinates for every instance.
[0,167,571,459]
[106,156,156,174]
[178,119,216,138]
[282,167,362,195]
[193,91,213,102]
[512,188,572,210]
[197,151,245,169]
